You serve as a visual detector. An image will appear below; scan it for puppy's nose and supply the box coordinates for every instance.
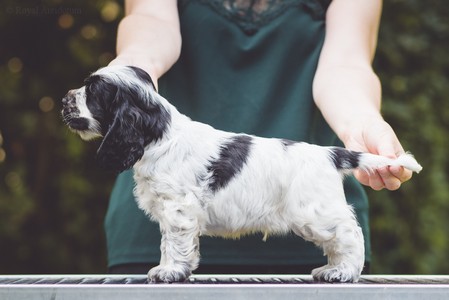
[62,90,76,105]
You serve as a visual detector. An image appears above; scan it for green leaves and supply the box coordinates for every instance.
[0,0,120,274]
[370,0,449,274]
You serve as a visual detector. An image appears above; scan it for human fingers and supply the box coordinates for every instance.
[377,166,401,191]
[389,165,413,183]
[355,157,414,191]
[376,165,413,191]
[354,169,386,191]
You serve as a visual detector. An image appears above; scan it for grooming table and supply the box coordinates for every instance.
[1,274,449,300]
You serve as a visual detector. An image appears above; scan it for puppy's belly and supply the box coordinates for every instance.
[202,200,290,239]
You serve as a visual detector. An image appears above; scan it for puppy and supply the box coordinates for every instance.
[62,65,422,283]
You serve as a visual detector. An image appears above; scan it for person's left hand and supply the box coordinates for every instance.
[341,117,413,191]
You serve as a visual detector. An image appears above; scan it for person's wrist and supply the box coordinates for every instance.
[109,56,159,90]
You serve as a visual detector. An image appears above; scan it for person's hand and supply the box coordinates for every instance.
[341,116,413,191]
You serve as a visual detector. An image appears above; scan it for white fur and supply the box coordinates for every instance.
[64,87,102,140]
[358,152,422,173]
[133,119,366,283]
[65,66,422,283]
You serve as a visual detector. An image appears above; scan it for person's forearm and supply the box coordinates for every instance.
[313,0,383,147]
[109,0,181,87]
[313,64,383,146]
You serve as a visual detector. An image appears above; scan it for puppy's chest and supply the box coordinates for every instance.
[133,156,206,200]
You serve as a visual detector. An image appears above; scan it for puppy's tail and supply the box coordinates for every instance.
[329,147,422,174]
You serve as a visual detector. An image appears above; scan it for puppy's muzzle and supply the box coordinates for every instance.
[61,90,89,131]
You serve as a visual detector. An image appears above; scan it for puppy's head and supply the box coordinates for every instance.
[61,65,171,172]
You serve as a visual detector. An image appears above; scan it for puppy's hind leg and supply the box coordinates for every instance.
[289,179,365,282]
[308,214,365,283]
[148,195,201,283]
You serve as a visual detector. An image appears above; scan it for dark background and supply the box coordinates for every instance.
[0,0,448,274]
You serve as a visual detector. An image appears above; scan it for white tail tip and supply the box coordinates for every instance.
[395,152,423,173]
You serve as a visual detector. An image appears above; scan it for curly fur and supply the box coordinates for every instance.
[62,65,422,283]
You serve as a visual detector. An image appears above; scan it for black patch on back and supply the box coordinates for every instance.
[207,135,253,193]
[330,147,361,170]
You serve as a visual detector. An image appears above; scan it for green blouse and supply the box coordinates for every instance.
[105,0,371,268]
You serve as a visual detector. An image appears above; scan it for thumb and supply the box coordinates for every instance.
[376,141,398,159]
[368,121,405,159]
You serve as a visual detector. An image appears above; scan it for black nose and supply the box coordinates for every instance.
[61,90,81,120]
[62,90,76,105]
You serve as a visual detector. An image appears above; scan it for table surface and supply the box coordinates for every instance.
[1,274,449,300]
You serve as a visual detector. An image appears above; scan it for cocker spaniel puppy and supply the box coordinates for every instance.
[61,65,422,283]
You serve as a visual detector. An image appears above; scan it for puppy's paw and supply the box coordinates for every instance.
[148,264,191,283]
[312,264,360,283]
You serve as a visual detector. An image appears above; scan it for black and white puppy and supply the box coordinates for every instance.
[61,65,422,283]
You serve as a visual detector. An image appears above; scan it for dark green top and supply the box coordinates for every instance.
[105,0,371,268]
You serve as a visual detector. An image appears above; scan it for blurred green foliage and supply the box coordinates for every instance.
[0,0,447,274]
[371,0,449,274]
[0,0,122,273]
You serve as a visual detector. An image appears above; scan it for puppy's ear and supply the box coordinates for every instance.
[96,98,145,173]
[94,66,171,173]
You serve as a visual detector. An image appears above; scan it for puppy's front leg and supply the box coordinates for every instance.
[148,197,201,283]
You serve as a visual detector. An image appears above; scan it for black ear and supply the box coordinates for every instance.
[96,100,145,173]
[94,66,171,172]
